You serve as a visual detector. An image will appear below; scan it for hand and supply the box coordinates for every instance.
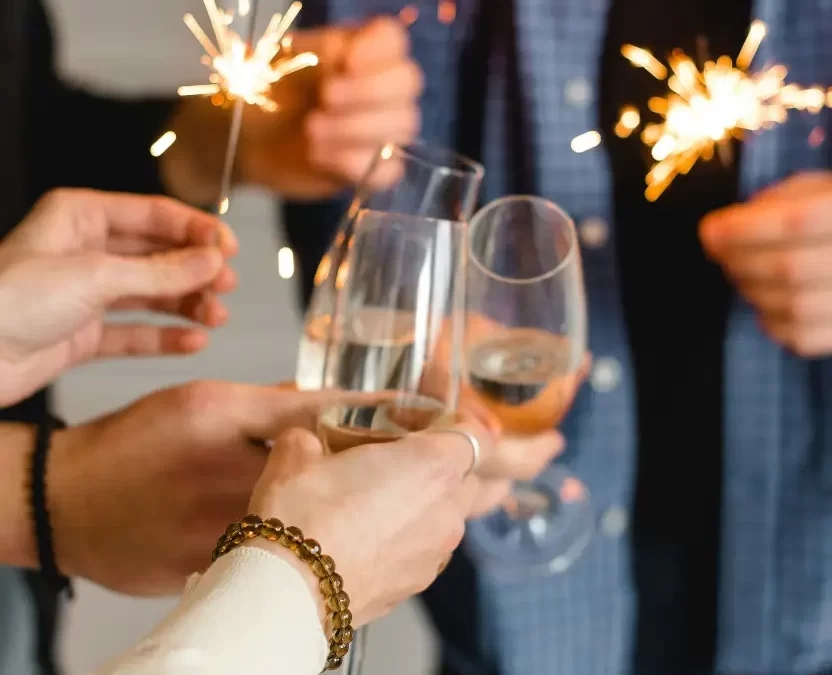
[700,172,832,357]
[0,189,237,407]
[48,382,342,595]
[272,16,423,197]
[247,421,495,627]
[163,17,423,203]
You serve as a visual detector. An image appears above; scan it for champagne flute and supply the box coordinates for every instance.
[463,196,593,577]
[295,141,483,391]
[317,208,466,673]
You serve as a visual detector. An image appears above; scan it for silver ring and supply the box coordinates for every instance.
[441,428,481,477]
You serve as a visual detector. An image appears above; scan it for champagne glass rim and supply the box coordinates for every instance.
[380,140,485,180]
[468,195,578,285]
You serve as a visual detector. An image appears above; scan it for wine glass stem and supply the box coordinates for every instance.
[510,481,556,520]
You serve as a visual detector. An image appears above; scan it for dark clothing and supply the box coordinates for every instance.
[1,0,175,671]
[600,0,751,672]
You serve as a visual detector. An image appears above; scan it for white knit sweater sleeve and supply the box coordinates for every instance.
[90,547,328,675]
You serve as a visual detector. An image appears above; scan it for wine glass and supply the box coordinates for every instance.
[463,195,593,577]
[295,141,484,391]
[317,208,466,673]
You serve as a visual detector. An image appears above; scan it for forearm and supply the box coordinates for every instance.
[91,546,327,675]
[0,423,37,569]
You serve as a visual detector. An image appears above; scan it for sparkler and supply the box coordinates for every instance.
[152,0,319,214]
[179,0,318,113]
[573,21,832,201]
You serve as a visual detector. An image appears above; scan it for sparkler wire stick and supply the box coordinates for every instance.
[216,0,261,215]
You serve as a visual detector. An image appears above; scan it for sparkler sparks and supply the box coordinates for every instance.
[180,0,318,112]
[573,21,832,201]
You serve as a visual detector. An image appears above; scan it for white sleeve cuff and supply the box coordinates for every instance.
[92,546,328,675]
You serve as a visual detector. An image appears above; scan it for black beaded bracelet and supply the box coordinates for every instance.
[213,515,354,671]
[29,415,72,597]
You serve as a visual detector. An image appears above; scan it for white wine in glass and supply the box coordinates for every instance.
[295,141,483,392]
[464,196,593,576]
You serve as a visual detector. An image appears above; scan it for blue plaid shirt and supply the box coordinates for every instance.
[287,1,832,673]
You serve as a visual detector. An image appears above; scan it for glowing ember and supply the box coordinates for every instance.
[571,131,602,153]
[149,131,177,157]
[179,0,318,112]
[572,21,832,201]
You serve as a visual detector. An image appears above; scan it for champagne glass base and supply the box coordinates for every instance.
[465,467,593,578]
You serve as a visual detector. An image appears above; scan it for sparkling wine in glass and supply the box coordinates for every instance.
[463,195,593,576]
[295,141,483,391]
[316,207,466,673]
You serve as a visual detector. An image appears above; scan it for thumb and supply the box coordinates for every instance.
[95,247,223,303]
[266,428,325,480]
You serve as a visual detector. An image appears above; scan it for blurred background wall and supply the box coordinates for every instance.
[45,0,436,671]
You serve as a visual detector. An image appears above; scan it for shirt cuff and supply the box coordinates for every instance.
[92,546,327,675]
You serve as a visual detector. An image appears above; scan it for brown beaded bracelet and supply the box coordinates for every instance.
[212,514,354,671]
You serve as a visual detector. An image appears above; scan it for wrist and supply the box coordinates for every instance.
[46,426,90,579]
[0,424,37,568]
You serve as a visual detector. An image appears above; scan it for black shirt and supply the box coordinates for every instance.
[600,0,751,672]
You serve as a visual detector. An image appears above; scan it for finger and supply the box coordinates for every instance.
[464,477,513,519]
[106,236,171,256]
[410,419,498,481]
[290,26,353,71]
[343,16,411,73]
[717,245,832,287]
[752,172,832,203]
[223,387,380,441]
[111,290,230,327]
[210,266,238,294]
[737,284,832,323]
[320,60,424,111]
[94,247,224,303]
[759,317,832,358]
[73,191,236,249]
[700,195,832,251]
[307,105,420,148]
[97,324,209,358]
[479,431,565,481]
[105,228,239,259]
[264,428,325,479]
